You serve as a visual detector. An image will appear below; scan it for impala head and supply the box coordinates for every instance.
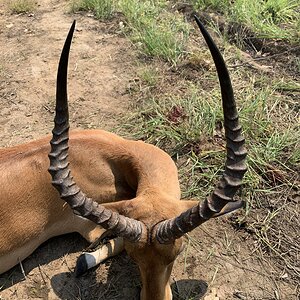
[49,17,247,300]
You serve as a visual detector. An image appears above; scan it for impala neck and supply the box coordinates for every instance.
[139,263,173,300]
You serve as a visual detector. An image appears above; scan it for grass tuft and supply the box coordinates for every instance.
[70,0,115,19]
[9,0,36,14]
[193,0,300,43]
[119,0,190,65]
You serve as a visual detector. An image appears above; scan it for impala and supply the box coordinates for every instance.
[0,16,247,300]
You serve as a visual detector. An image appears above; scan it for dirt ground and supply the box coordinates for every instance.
[0,0,298,299]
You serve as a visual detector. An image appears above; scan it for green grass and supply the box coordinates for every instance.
[9,0,36,14]
[124,74,299,196]
[70,0,190,65]
[125,86,222,153]
[193,0,300,43]
[70,0,115,19]
[119,0,190,65]
[138,66,160,88]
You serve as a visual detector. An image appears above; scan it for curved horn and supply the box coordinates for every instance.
[155,16,247,244]
[48,21,145,243]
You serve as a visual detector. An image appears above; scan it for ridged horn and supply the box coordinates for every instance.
[155,16,247,244]
[48,21,145,243]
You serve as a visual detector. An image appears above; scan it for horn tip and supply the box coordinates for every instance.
[71,20,76,30]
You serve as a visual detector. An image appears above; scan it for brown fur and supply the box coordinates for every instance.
[0,129,197,299]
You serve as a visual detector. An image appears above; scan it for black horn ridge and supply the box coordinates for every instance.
[48,21,145,243]
[155,16,247,244]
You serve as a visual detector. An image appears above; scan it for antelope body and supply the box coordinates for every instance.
[0,130,180,273]
[0,17,247,300]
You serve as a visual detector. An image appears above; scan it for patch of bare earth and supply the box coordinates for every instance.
[0,1,299,300]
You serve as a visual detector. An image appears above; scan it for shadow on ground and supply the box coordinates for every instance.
[1,233,207,299]
[0,233,87,291]
[51,266,207,300]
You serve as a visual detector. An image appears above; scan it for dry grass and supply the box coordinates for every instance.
[9,0,36,14]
